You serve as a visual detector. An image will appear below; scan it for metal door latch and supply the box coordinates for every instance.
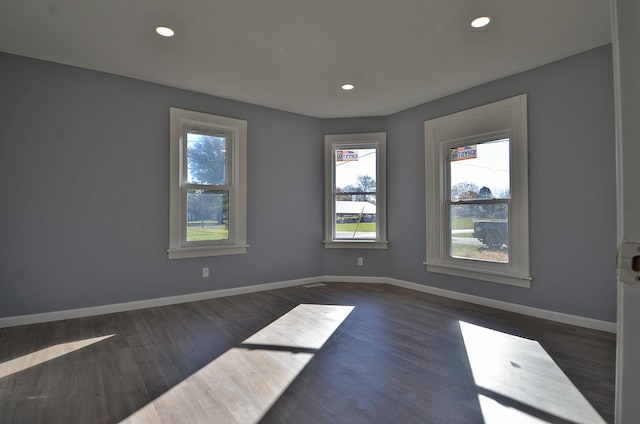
[617,242,640,284]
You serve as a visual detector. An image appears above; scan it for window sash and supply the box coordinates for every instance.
[446,200,510,263]
[181,129,234,246]
[425,94,529,286]
[185,130,231,186]
[168,107,247,259]
[332,196,378,241]
[324,133,388,249]
[183,187,231,245]
[331,143,378,241]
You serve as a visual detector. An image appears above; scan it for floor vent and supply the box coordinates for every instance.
[302,283,326,289]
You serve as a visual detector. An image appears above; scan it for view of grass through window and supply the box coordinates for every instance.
[449,139,510,263]
[186,133,230,242]
[334,148,377,239]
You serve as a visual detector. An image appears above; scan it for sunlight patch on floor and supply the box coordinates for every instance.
[477,394,552,423]
[0,334,114,379]
[459,321,606,424]
[121,304,354,424]
[243,303,354,349]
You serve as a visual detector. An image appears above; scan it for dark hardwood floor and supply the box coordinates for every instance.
[0,283,616,423]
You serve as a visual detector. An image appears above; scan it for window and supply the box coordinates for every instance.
[425,95,530,287]
[324,132,388,249]
[168,107,247,259]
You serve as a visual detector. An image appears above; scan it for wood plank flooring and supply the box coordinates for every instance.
[0,283,616,423]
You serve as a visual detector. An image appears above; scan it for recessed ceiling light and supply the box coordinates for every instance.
[470,16,491,28]
[341,83,355,91]
[155,26,175,37]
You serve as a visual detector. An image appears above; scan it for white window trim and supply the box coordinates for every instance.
[324,132,388,249]
[425,94,531,287]
[168,107,247,259]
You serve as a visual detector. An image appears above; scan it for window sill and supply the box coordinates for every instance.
[425,262,531,288]
[168,244,248,259]
[324,240,389,249]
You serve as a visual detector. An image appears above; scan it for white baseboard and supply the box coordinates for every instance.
[0,277,322,329]
[0,275,616,333]
[323,275,390,284]
[323,275,616,333]
[384,278,617,333]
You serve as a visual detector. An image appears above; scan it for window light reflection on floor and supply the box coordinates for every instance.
[459,321,606,424]
[121,304,354,424]
[477,394,550,424]
[0,334,114,380]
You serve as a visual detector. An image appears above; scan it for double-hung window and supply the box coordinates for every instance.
[425,94,530,286]
[168,107,247,259]
[324,132,388,249]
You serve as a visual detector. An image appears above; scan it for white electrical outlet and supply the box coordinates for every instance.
[202,267,209,278]
[357,257,364,266]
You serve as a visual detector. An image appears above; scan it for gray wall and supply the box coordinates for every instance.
[321,45,617,322]
[1,45,617,323]
[398,45,617,322]
[0,54,323,317]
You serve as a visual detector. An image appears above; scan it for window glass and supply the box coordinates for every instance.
[450,204,509,263]
[187,133,228,185]
[334,148,377,240]
[448,139,510,263]
[186,190,229,242]
[449,139,510,199]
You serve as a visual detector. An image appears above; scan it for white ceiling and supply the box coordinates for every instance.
[0,0,612,118]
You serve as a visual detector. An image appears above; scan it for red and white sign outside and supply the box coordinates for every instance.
[450,145,477,161]
[337,150,359,161]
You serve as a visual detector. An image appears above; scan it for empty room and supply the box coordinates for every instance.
[1,1,639,423]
